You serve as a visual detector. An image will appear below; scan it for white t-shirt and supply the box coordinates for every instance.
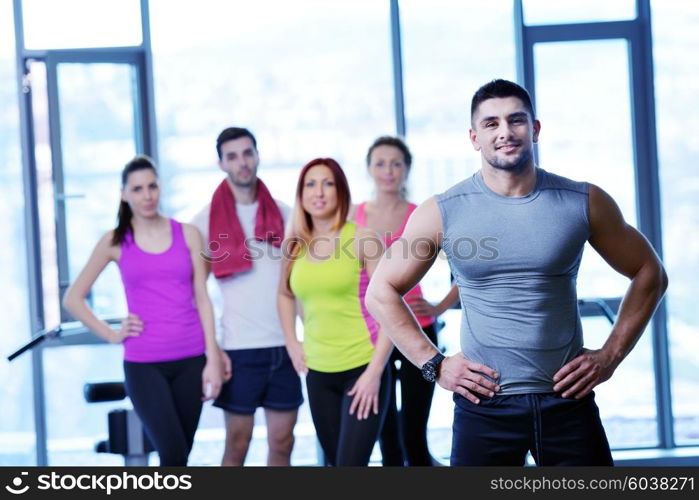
[191,199,291,350]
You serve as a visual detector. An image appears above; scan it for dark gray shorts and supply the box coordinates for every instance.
[213,346,303,415]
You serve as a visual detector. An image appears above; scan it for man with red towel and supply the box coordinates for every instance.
[192,127,303,466]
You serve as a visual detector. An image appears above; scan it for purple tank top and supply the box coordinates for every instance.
[118,218,205,362]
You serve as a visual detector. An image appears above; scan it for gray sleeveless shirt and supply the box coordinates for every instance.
[436,168,589,394]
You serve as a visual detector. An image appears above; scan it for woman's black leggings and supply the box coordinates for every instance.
[123,354,205,466]
[380,323,438,466]
[306,364,391,466]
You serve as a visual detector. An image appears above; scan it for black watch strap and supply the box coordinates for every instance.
[421,352,445,382]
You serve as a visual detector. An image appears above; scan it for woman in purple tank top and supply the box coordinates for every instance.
[63,155,229,466]
[352,136,459,466]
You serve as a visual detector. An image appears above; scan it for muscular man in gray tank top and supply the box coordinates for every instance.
[366,79,668,466]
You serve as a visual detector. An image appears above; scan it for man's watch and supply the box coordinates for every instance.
[420,352,445,383]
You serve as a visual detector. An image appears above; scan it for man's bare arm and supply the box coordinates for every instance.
[366,198,442,365]
[366,197,499,403]
[553,184,668,398]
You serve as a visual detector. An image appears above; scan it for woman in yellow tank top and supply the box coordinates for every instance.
[277,158,393,466]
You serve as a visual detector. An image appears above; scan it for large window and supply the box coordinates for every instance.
[13,0,146,465]
[21,0,141,49]
[521,0,636,25]
[56,62,137,319]
[0,0,35,465]
[5,0,696,466]
[149,0,394,219]
[43,345,127,465]
[149,0,395,464]
[400,0,517,460]
[652,0,699,446]
[533,38,657,447]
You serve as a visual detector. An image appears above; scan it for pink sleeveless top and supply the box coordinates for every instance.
[118,219,206,362]
[355,202,435,336]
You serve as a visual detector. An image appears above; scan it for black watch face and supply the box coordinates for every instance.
[422,363,437,382]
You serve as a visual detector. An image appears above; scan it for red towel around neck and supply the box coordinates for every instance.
[209,178,284,278]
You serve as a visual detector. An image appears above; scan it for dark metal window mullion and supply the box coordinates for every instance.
[14,0,49,467]
[45,56,71,323]
[631,0,672,449]
[513,0,673,449]
[390,0,406,137]
[13,0,159,465]
[139,0,158,161]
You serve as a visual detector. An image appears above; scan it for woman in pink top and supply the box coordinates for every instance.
[63,155,228,466]
[353,136,458,466]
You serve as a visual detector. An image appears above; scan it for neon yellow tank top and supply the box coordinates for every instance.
[289,221,375,372]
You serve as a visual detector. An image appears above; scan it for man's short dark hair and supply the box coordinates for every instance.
[470,79,536,123]
[216,127,257,159]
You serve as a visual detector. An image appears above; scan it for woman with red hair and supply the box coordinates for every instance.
[277,158,392,466]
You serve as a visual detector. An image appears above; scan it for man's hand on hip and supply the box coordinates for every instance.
[553,347,618,399]
[438,353,500,404]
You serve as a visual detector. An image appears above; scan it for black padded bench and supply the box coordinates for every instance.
[83,382,154,466]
